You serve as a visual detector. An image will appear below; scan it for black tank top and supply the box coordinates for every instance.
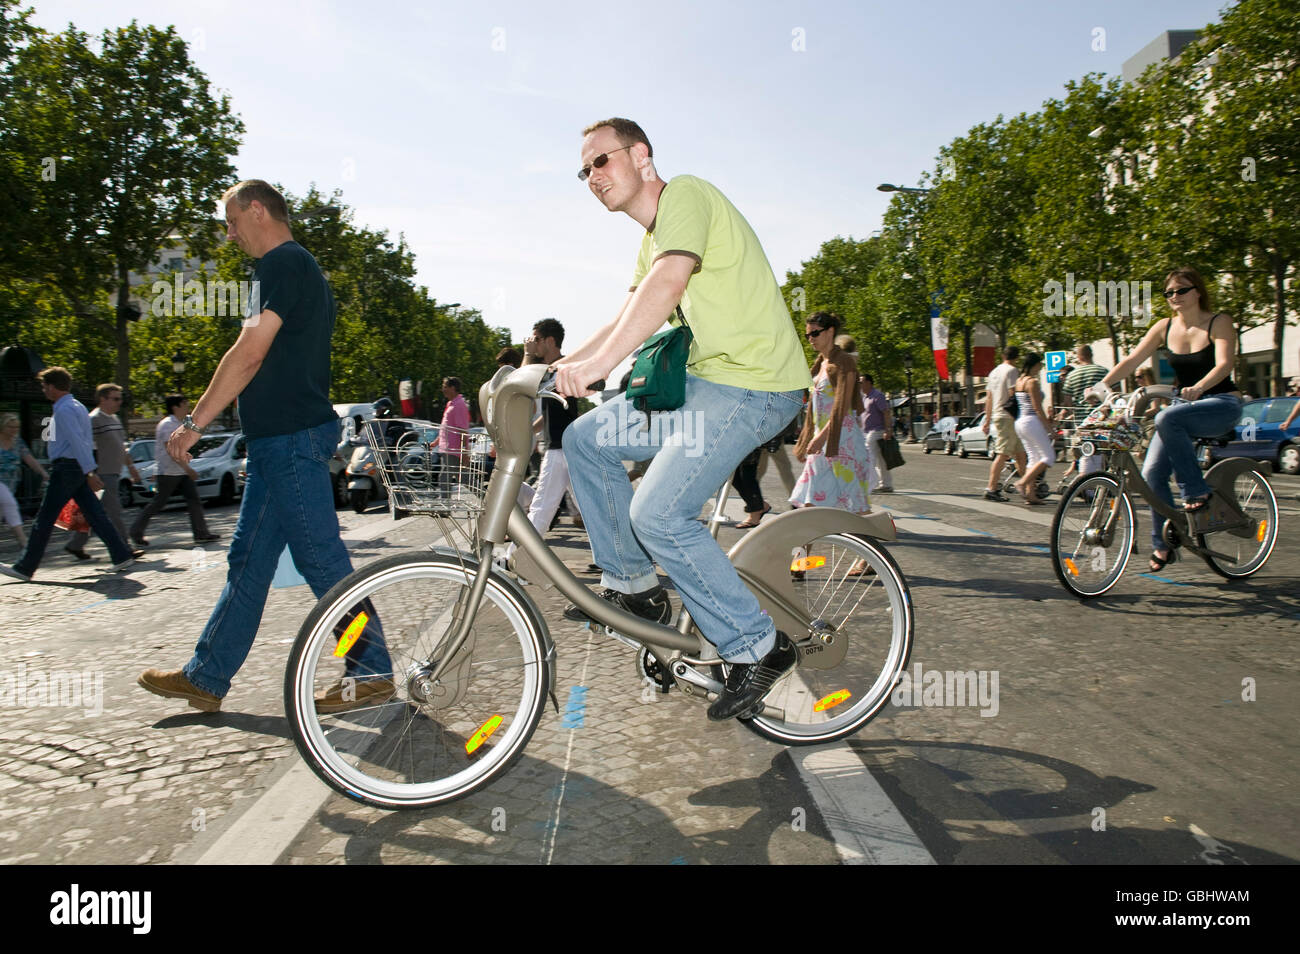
[1162,313,1237,394]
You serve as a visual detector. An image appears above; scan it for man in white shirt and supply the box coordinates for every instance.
[982,346,1027,502]
[128,394,218,545]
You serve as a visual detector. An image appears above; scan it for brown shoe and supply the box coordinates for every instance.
[314,677,397,714]
[137,668,221,712]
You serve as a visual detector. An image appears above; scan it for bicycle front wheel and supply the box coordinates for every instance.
[1198,470,1278,579]
[1051,473,1135,598]
[285,551,549,810]
[741,533,913,745]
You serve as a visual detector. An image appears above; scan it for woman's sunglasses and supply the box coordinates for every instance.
[1164,286,1195,299]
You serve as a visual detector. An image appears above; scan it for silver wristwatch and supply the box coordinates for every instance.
[182,415,205,436]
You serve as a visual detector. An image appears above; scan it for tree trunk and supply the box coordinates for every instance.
[115,268,133,415]
[962,324,975,415]
[1273,254,1288,398]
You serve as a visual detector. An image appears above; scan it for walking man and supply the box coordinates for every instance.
[64,383,144,559]
[1,368,139,582]
[138,179,391,713]
[859,373,895,493]
[556,118,810,721]
[982,346,1027,502]
[1061,345,1109,477]
[128,394,218,546]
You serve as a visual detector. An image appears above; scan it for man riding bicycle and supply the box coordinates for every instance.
[554,118,810,721]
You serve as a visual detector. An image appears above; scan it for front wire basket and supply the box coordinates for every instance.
[360,419,490,552]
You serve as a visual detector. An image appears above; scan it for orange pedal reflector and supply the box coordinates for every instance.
[334,611,369,658]
[1063,558,1079,577]
[465,715,503,755]
[814,689,851,712]
[1257,520,1267,542]
[791,556,827,572]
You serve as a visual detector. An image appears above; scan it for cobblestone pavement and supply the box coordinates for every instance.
[2,447,1297,864]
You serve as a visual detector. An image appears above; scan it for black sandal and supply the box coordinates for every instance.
[1148,549,1177,573]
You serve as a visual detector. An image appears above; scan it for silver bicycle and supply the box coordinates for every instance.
[285,364,914,809]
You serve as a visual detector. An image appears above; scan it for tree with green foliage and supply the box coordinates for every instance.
[1130,0,1299,395]
[0,10,243,402]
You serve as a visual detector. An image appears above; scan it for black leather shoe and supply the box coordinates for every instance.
[194,533,221,544]
[708,632,798,721]
[64,546,91,561]
[563,586,672,626]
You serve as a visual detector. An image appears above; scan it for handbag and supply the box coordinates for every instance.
[879,435,906,470]
[626,306,693,414]
[56,499,90,534]
[1002,390,1021,419]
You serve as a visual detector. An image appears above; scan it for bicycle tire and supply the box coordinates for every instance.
[738,533,913,745]
[1197,470,1278,579]
[285,551,549,810]
[1050,473,1134,598]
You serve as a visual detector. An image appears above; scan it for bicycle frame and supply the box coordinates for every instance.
[421,363,898,707]
[1076,386,1265,557]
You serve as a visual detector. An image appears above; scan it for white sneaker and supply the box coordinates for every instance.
[112,557,136,572]
[1,565,32,582]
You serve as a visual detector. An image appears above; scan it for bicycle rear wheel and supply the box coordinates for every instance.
[1051,473,1134,598]
[740,533,913,745]
[285,551,549,810]
[1198,470,1278,579]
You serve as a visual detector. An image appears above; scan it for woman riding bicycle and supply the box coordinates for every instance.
[1087,267,1241,573]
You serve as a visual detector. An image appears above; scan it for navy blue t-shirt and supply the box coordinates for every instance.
[238,241,337,439]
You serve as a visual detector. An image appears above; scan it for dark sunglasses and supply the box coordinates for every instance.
[578,145,634,182]
[1164,285,1195,299]
[805,327,829,340]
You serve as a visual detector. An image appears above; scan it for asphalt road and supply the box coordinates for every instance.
[1,444,1296,865]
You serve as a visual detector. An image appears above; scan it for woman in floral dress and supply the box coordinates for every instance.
[790,312,872,513]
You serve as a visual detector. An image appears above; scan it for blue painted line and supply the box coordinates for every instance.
[560,685,588,729]
[896,514,939,521]
[669,856,687,865]
[1028,545,1051,554]
[1137,573,1191,586]
[965,528,995,537]
[66,597,120,614]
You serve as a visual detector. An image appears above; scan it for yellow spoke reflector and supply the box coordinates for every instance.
[791,556,827,572]
[334,611,369,658]
[1257,520,1267,542]
[1063,558,1079,577]
[814,689,851,712]
[465,715,503,755]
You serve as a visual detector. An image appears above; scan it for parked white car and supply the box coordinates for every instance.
[133,431,247,506]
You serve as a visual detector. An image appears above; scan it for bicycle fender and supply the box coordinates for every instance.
[1204,456,1269,489]
[727,509,897,638]
[427,545,559,710]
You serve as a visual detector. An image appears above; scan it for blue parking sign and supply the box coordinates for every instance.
[1045,350,1068,372]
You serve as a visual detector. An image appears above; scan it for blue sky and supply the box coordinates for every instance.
[32,0,1233,360]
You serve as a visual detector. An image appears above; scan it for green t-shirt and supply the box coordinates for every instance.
[631,175,810,393]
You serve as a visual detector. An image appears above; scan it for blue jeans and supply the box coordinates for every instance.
[14,459,134,575]
[564,375,802,663]
[184,419,391,697]
[1142,393,1242,551]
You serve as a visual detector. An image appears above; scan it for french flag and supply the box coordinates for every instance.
[930,306,948,379]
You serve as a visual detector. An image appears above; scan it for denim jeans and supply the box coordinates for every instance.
[1142,393,1242,550]
[565,375,803,663]
[184,419,391,697]
[14,459,134,575]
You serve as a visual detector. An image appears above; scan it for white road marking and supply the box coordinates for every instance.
[541,628,595,865]
[792,746,935,864]
[889,490,1057,528]
[1188,822,1248,865]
